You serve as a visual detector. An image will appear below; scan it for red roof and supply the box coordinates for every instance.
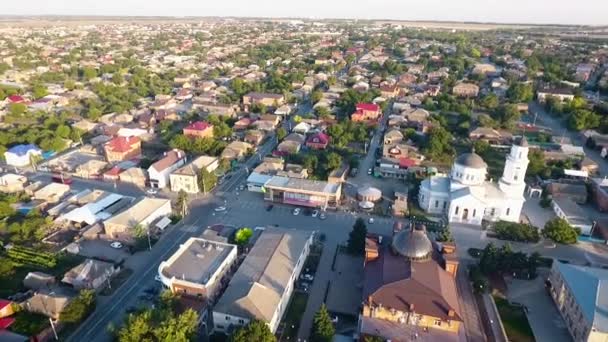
[104,166,122,176]
[399,158,418,168]
[0,299,11,310]
[0,317,15,329]
[307,132,330,145]
[185,121,212,131]
[7,95,24,103]
[356,103,379,112]
[106,136,140,153]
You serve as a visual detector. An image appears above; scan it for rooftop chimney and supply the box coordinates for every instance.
[448,309,455,317]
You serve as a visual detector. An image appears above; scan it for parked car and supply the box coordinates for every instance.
[214,206,227,212]
[110,241,123,249]
[265,204,274,211]
[146,188,158,195]
[368,217,374,224]
[319,212,327,220]
[301,274,314,282]
[293,208,301,216]
[312,210,319,218]
[367,168,373,175]
[331,315,339,324]
[350,168,358,177]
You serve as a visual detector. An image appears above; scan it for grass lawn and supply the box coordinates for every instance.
[279,292,309,341]
[0,253,84,298]
[493,295,535,342]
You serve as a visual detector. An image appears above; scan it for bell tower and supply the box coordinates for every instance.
[499,137,529,197]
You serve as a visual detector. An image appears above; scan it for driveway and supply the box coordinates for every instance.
[506,270,571,342]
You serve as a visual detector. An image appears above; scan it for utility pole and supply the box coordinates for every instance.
[49,318,58,340]
[146,228,152,251]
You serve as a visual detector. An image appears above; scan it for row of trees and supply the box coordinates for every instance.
[493,221,540,243]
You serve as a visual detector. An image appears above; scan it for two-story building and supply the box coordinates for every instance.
[170,155,219,194]
[148,149,187,189]
[104,136,142,163]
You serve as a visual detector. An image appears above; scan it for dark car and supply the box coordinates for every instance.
[266,204,274,211]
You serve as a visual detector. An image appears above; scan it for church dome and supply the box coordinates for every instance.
[391,224,433,261]
[455,151,487,169]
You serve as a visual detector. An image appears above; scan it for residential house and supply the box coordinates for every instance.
[472,63,497,76]
[158,238,237,300]
[360,224,462,341]
[170,156,219,194]
[4,144,42,167]
[591,177,608,212]
[23,272,56,290]
[306,132,330,150]
[277,133,305,155]
[546,182,588,204]
[0,174,27,193]
[452,83,480,98]
[292,122,312,135]
[33,183,70,203]
[379,84,399,98]
[193,101,238,118]
[244,130,266,146]
[62,259,118,291]
[242,92,285,110]
[148,149,187,189]
[352,103,381,123]
[183,121,214,139]
[103,197,172,241]
[537,88,575,103]
[104,136,142,163]
[213,228,313,333]
[221,141,253,162]
[552,197,593,235]
[548,262,608,342]
[233,118,254,131]
[276,164,309,179]
[25,288,76,320]
[119,167,147,188]
[469,127,513,144]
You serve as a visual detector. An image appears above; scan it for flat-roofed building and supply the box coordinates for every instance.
[263,176,342,210]
[158,238,237,300]
[212,227,313,334]
[103,197,172,241]
[552,197,593,235]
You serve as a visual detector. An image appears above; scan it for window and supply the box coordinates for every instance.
[434,319,442,326]
[225,316,231,321]
[455,206,459,215]
[443,201,447,209]
[473,209,476,217]
[435,200,439,208]
[506,208,511,215]
[238,319,245,324]
[216,324,224,329]
[420,195,424,202]
[491,208,496,216]
[514,174,518,181]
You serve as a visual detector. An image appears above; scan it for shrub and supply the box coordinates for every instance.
[493,221,540,243]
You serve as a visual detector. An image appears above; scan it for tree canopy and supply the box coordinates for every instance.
[542,218,580,244]
[347,218,367,255]
[229,320,276,342]
[311,304,335,342]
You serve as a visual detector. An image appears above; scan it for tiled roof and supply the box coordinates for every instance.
[106,136,140,153]
[356,103,379,112]
[185,121,212,131]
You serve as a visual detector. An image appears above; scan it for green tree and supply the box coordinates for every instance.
[423,126,453,161]
[60,290,96,324]
[347,218,367,255]
[9,103,27,116]
[213,122,233,138]
[325,152,342,171]
[480,93,499,110]
[82,67,98,81]
[507,83,534,103]
[234,227,253,245]
[198,168,217,193]
[230,319,276,342]
[32,83,48,100]
[311,304,335,342]
[276,127,287,141]
[568,109,600,131]
[542,218,580,244]
[311,90,323,104]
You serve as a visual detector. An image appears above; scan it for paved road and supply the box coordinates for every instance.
[529,101,608,176]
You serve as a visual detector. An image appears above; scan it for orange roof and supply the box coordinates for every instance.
[106,136,140,153]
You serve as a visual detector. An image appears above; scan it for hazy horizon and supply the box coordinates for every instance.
[3,0,608,26]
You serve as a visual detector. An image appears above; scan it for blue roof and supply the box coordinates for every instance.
[7,144,41,156]
[556,262,608,331]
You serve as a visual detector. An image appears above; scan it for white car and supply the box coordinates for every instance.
[368,217,375,224]
[367,168,373,175]
[110,241,123,249]
[214,206,227,212]
[146,188,158,195]
[293,208,301,216]
[312,210,319,218]
[301,274,314,282]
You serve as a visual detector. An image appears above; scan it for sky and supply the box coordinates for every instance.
[3,0,608,26]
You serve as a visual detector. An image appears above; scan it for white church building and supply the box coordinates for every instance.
[418,138,529,226]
